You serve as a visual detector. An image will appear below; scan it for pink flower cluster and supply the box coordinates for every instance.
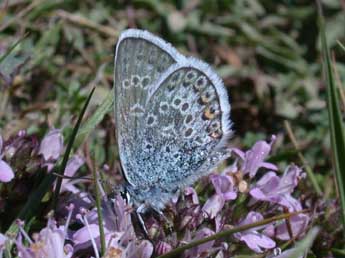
[0,131,310,257]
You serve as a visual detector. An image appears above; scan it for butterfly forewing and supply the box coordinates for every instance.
[114,30,185,185]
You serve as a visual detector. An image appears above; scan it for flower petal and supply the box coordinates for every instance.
[184,228,215,258]
[0,159,14,182]
[278,194,302,212]
[0,134,3,153]
[184,187,199,205]
[242,136,275,178]
[277,165,302,195]
[275,214,310,240]
[249,188,268,201]
[239,232,276,253]
[39,129,63,161]
[73,224,100,245]
[64,155,84,177]
[202,194,225,219]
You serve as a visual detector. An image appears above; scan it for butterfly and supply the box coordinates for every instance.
[114,29,233,215]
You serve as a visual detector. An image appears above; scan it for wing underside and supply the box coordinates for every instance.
[114,29,232,197]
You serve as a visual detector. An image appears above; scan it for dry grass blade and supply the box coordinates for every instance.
[55,10,119,38]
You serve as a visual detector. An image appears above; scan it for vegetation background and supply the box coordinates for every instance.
[0,0,345,257]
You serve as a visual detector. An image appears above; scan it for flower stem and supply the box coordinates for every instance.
[92,154,106,256]
[284,120,322,195]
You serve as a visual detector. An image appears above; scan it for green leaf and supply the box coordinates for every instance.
[75,91,114,148]
[319,3,345,237]
[52,87,96,210]
[0,34,30,86]
[276,227,319,258]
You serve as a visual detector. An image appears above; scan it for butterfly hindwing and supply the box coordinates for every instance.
[130,60,232,198]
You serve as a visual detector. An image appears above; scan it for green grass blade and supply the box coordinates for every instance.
[318,3,345,236]
[4,171,56,251]
[337,40,345,52]
[0,33,28,64]
[17,173,56,220]
[75,92,114,148]
[284,120,322,195]
[4,88,95,253]
[52,87,96,210]
[92,156,106,256]
[278,227,319,258]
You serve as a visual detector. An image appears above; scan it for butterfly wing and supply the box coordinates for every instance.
[114,29,186,186]
[127,59,233,208]
[115,30,233,210]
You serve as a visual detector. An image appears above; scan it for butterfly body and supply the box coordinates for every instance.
[114,29,232,211]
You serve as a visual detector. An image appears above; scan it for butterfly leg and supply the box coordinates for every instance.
[135,204,149,237]
[152,206,174,234]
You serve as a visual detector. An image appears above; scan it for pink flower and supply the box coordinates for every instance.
[183,228,215,258]
[0,233,7,257]
[60,155,85,193]
[232,135,277,178]
[0,134,3,151]
[264,214,310,240]
[0,159,14,182]
[0,134,14,183]
[202,194,225,219]
[73,195,147,257]
[39,129,63,161]
[202,174,237,219]
[16,215,73,258]
[234,212,276,253]
[178,188,203,230]
[123,240,153,258]
[184,187,199,206]
[249,165,303,211]
[155,241,172,256]
[210,174,237,201]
